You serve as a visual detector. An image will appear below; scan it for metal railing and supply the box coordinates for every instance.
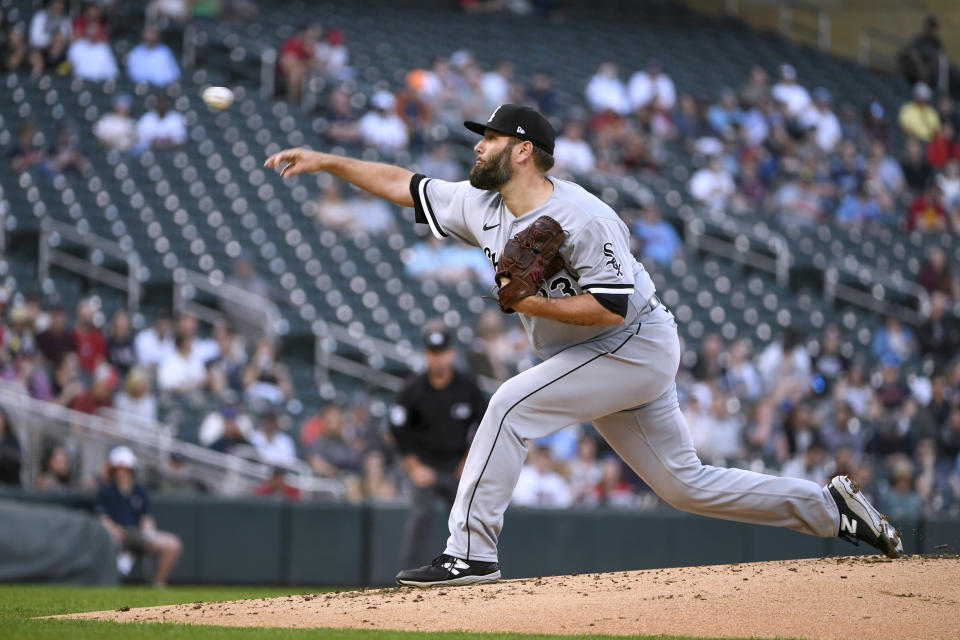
[859,26,950,94]
[38,219,142,311]
[0,189,7,255]
[0,383,344,499]
[260,47,277,101]
[173,268,421,393]
[172,268,283,342]
[824,262,931,327]
[685,214,792,288]
[777,2,831,51]
[182,23,197,70]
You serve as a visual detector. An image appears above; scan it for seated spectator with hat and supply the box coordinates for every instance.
[96,446,182,586]
[249,406,297,466]
[94,94,138,152]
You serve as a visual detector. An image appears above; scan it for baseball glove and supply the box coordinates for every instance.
[495,215,565,313]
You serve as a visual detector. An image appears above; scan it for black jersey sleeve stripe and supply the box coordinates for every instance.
[591,292,628,318]
[409,173,447,238]
[409,174,428,225]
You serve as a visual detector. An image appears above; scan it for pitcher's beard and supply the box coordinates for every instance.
[469,147,513,190]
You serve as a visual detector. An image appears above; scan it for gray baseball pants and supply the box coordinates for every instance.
[444,305,841,562]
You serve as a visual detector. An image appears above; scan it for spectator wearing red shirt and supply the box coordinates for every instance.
[588,456,635,508]
[279,24,320,103]
[926,122,960,169]
[252,467,301,500]
[36,303,77,367]
[299,403,344,447]
[917,247,959,298]
[72,298,106,373]
[72,3,108,43]
[70,362,116,414]
[907,183,950,232]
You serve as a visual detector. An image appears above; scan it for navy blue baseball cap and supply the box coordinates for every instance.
[424,329,452,352]
[464,104,556,155]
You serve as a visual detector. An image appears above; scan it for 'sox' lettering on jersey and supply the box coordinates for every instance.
[603,242,623,276]
[483,247,498,268]
[840,514,858,535]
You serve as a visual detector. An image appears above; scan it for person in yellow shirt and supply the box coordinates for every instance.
[899,82,941,141]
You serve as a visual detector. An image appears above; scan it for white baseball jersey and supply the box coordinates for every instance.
[410,174,657,358]
[399,173,841,571]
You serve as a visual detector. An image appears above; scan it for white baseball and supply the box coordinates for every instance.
[202,86,234,109]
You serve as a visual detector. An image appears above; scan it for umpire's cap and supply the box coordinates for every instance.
[464,104,555,155]
[424,329,453,352]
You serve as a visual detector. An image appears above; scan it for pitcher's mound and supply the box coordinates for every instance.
[65,555,959,639]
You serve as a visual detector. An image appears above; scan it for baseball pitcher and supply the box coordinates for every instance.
[265,103,903,587]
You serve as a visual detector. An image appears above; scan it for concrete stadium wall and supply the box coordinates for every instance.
[2,490,957,586]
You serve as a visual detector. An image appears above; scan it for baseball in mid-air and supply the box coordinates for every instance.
[202,86,234,109]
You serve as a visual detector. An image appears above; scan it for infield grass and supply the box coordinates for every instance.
[0,583,781,640]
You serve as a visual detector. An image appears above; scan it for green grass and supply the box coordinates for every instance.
[0,583,772,640]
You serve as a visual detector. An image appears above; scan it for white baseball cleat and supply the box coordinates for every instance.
[826,475,904,559]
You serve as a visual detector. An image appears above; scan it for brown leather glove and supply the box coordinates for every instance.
[495,215,565,313]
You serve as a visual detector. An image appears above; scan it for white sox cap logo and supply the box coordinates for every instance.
[488,105,502,121]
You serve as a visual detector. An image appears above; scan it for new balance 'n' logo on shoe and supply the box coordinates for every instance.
[827,476,904,559]
[396,553,501,587]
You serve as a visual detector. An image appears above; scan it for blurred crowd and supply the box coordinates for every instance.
[2,275,958,520]
[3,0,191,175]
[1,1,181,85]
[2,3,960,521]
[271,14,960,518]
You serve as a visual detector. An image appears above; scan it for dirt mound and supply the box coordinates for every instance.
[65,555,959,639]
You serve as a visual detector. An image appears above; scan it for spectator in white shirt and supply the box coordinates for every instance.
[94,94,138,152]
[134,309,174,368]
[126,27,180,87]
[157,333,207,393]
[771,63,811,119]
[585,61,629,115]
[359,91,409,153]
[693,389,745,464]
[512,445,571,508]
[314,28,350,82]
[781,437,828,485]
[29,0,71,50]
[628,58,676,111]
[566,435,603,505]
[136,95,186,152]
[199,403,255,446]
[798,87,842,153]
[757,329,811,394]
[552,121,595,175]
[67,23,118,82]
[249,408,297,466]
[481,60,513,105]
[689,154,736,211]
[722,339,762,403]
[113,367,158,423]
[147,0,189,22]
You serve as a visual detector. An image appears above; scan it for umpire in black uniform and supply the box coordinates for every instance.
[390,328,487,569]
